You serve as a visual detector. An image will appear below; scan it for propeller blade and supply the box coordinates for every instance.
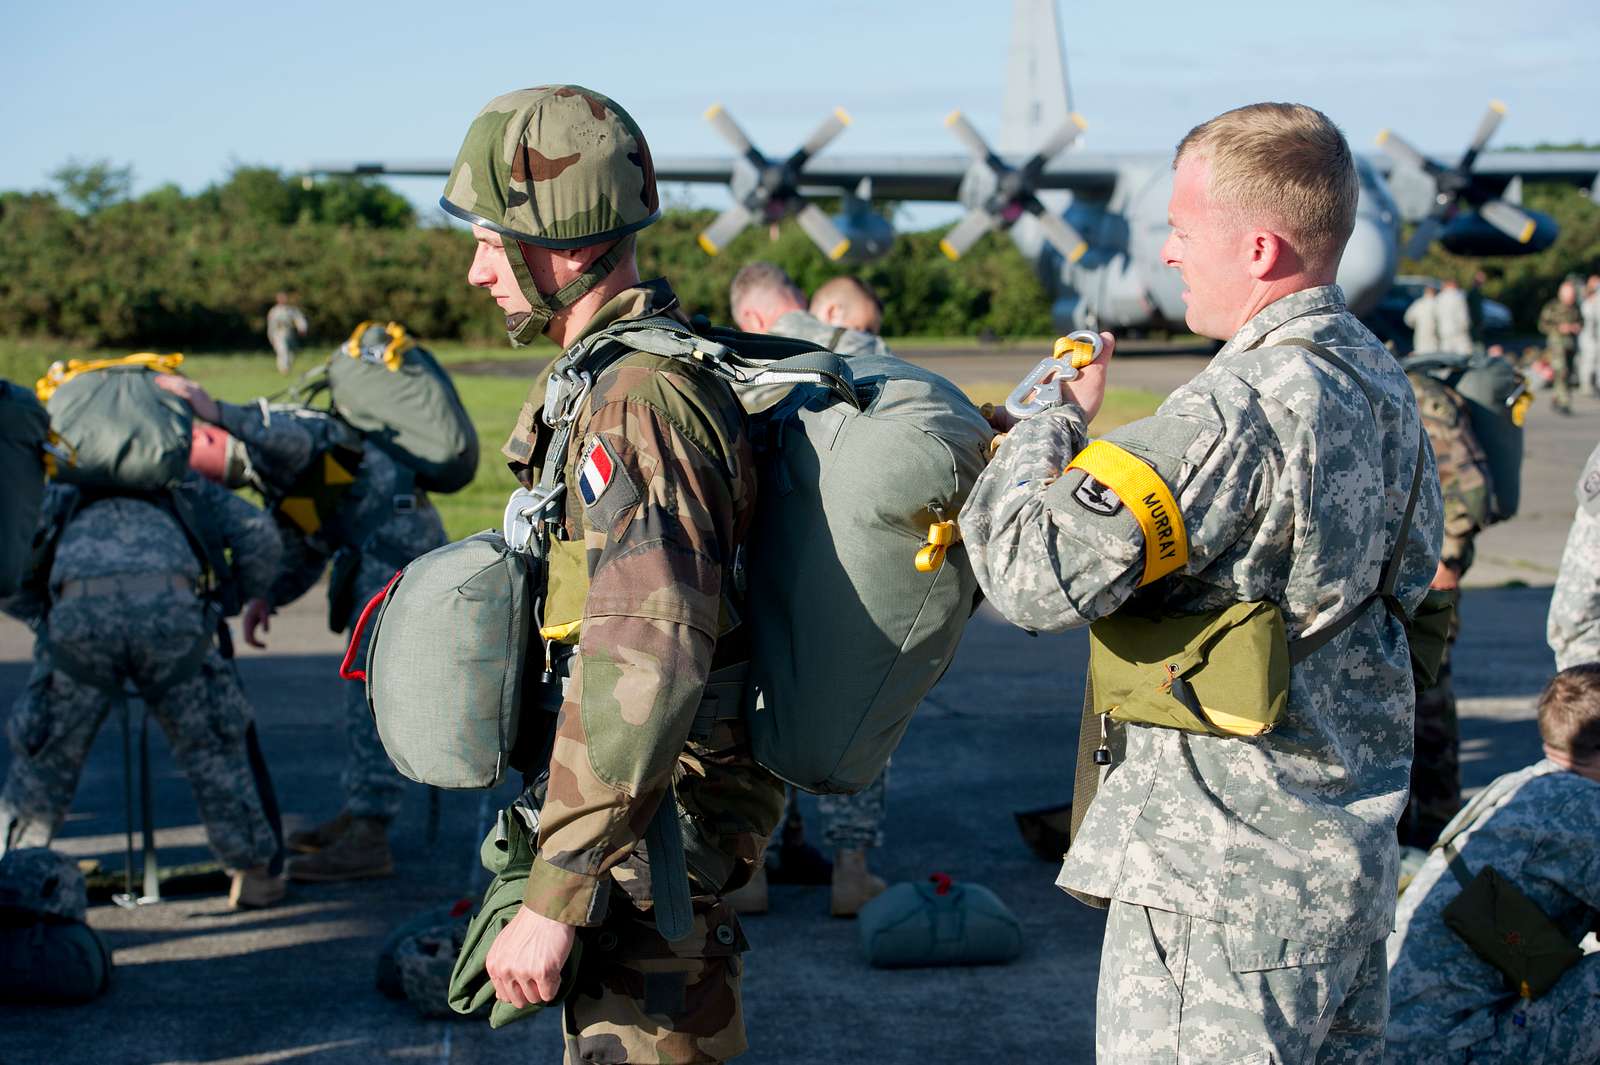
[1020,113,1088,179]
[944,110,1000,167]
[939,209,998,261]
[1026,201,1090,264]
[1404,216,1444,260]
[1458,100,1506,172]
[1479,199,1539,245]
[1376,129,1436,176]
[697,203,755,257]
[792,108,852,165]
[796,203,852,261]
[704,104,763,165]
[1503,175,1524,206]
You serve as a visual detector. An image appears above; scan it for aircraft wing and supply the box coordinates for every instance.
[1362,149,1600,194]
[306,153,1128,201]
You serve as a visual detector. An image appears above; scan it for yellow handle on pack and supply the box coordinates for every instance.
[915,520,960,573]
[344,320,415,371]
[35,352,185,403]
[1065,440,1188,586]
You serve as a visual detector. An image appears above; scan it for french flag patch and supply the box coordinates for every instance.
[578,439,616,507]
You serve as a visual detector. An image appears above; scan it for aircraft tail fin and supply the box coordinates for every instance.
[1000,0,1074,154]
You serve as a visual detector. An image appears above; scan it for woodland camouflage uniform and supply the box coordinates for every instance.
[445,87,784,1063]
[1401,373,1490,848]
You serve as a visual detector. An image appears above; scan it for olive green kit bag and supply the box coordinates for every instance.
[37,355,194,493]
[293,321,479,493]
[1433,777,1583,1000]
[0,381,49,598]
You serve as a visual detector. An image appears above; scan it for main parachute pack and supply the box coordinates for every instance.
[353,316,991,798]
[1403,351,1529,524]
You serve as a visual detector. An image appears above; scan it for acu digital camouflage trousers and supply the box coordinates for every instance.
[1096,900,1387,1064]
[562,892,750,1065]
[338,556,409,822]
[1385,954,1600,1065]
[0,592,278,871]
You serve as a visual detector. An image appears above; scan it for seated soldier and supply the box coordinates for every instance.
[1386,664,1600,1064]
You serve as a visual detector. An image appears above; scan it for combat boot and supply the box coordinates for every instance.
[726,866,769,915]
[228,866,286,909]
[285,816,394,881]
[286,809,353,854]
[829,848,886,918]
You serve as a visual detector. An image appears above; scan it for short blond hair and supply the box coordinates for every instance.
[1175,103,1358,269]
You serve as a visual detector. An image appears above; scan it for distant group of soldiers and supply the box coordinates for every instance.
[5,85,1600,1065]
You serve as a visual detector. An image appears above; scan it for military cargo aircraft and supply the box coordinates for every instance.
[311,0,1600,334]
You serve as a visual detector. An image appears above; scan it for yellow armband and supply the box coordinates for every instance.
[1065,440,1188,586]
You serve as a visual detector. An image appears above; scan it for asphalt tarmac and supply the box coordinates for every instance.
[1,351,1588,1065]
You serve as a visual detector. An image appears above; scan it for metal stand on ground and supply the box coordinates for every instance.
[112,694,160,909]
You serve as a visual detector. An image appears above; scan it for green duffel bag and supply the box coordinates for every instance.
[858,874,1023,968]
[347,531,533,790]
[449,792,582,1028]
[326,321,479,493]
[37,354,192,492]
[0,380,49,598]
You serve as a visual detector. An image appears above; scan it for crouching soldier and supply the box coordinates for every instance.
[1386,665,1600,1063]
[155,356,450,882]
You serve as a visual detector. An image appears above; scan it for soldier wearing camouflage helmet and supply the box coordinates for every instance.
[443,86,784,1062]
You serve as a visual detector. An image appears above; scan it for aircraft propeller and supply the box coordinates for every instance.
[1378,102,1540,259]
[939,110,1090,263]
[697,104,855,261]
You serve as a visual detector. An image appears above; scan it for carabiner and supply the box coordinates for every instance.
[1003,331,1104,421]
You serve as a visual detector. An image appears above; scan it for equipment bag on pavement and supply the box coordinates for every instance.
[0,381,50,598]
[36,354,193,492]
[858,873,1023,968]
[323,321,479,493]
[0,848,112,1005]
[1403,351,1528,523]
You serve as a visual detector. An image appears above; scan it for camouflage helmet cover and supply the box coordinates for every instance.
[440,85,660,249]
[0,847,88,922]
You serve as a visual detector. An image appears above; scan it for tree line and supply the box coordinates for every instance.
[1,162,1596,351]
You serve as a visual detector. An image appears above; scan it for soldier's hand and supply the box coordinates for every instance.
[152,374,221,423]
[486,905,576,1008]
[1429,560,1460,592]
[1065,331,1115,424]
[243,598,272,648]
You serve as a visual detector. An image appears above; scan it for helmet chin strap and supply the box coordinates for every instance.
[503,234,634,347]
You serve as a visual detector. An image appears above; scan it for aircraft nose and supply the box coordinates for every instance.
[1336,214,1397,317]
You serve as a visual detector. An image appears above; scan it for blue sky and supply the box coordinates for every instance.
[5,0,1595,227]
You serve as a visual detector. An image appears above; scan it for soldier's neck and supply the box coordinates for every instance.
[546,261,643,349]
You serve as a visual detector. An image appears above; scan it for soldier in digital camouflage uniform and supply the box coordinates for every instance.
[1386,665,1600,1064]
[153,368,449,881]
[726,261,890,916]
[442,85,785,1063]
[1400,374,1491,848]
[1547,442,1600,672]
[960,104,1441,1062]
[0,472,286,908]
[1538,281,1582,414]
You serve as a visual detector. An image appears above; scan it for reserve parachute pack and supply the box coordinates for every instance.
[35,354,193,492]
[0,381,50,597]
[356,315,991,797]
[1403,351,1528,523]
[290,322,479,494]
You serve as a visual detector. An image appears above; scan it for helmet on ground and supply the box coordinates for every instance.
[0,847,87,922]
